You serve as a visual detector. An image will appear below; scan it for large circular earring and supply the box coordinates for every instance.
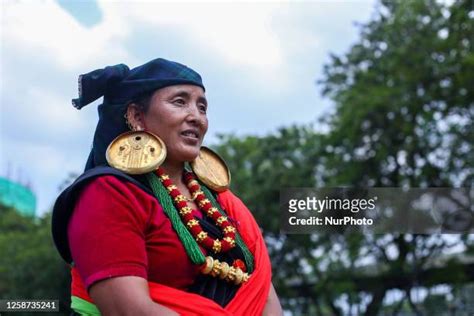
[190,147,231,192]
[106,130,167,175]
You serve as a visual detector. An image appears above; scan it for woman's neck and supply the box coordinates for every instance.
[161,160,185,184]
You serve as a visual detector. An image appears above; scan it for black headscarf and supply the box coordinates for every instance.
[73,58,205,171]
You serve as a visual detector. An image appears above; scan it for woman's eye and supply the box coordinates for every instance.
[199,104,207,113]
[173,98,185,105]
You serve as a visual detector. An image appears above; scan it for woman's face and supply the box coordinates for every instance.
[140,84,208,164]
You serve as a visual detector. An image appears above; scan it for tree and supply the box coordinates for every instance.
[0,205,71,315]
[320,0,473,189]
[315,0,474,313]
[215,0,474,314]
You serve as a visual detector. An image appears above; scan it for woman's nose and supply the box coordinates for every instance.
[186,103,203,125]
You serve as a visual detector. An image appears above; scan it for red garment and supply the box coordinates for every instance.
[69,176,272,315]
[68,176,207,290]
[143,189,271,315]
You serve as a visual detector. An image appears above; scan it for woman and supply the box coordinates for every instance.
[52,58,282,315]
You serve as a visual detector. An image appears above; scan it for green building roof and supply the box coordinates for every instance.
[0,177,36,217]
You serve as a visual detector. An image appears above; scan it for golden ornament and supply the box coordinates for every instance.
[106,131,166,174]
[190,147,231,192]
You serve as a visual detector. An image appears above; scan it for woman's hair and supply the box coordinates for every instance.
[133,91,154,114]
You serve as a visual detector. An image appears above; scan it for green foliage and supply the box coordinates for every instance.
[319,0,473,188]
[214,0,474,315]
[215,125,322,234]
[0,205,70,315]
[214,126,329,313]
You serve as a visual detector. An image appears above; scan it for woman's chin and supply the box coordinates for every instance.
[169,149,200,163]
[184,152,200,162]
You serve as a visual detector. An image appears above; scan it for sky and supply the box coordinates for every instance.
[1,0,376,215]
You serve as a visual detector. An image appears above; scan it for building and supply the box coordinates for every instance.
[0,176,36,217]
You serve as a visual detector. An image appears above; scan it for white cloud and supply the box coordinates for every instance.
[97,1,292,91]
[2,137,86,212]
[2,0,293,91]
[26,87,86,130]
[101,1,285,68]
[3,0,131,71]
[1,0,377,215]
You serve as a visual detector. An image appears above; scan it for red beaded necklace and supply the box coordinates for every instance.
[156,168,237,253]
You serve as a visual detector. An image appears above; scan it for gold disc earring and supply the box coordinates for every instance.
[106,130,167,175]
[190,146,231,192]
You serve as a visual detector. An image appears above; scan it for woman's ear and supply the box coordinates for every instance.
[126,103,145,131]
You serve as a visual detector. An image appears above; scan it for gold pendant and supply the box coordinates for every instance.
[190,146,231,192]
[200,256,249,285]
[106,131,166,175]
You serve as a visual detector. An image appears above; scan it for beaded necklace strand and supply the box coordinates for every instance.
[145,169,254,275]
[160,169,237,253]
[199,184,255,273]
[146,171,206,264]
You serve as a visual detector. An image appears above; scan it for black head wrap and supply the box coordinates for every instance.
[73,58,205,171]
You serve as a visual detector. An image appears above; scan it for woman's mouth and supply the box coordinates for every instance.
[181,130,200,142]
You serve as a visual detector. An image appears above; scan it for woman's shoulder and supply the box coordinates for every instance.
[77,174,157,211]
[217,189,245,209]
[217,190,255,224]
[82,174,145,193]
[63,165,154,202]
[74,166,153,196]
[53,172,157,263]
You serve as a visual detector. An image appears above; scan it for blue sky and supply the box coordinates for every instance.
[1,0,376,215]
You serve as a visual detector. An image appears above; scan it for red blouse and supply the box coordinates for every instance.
[69,177,273,315]
[68,175,210,290]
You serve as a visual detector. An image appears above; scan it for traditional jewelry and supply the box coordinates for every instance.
[232,259,247,272]
[145,170,255,284]
[106,131,166,174]
[157,168,237,253]
[190,147,231,192]
[183,195,195,202]
[124,112,134,130]
[200,256,250,285]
